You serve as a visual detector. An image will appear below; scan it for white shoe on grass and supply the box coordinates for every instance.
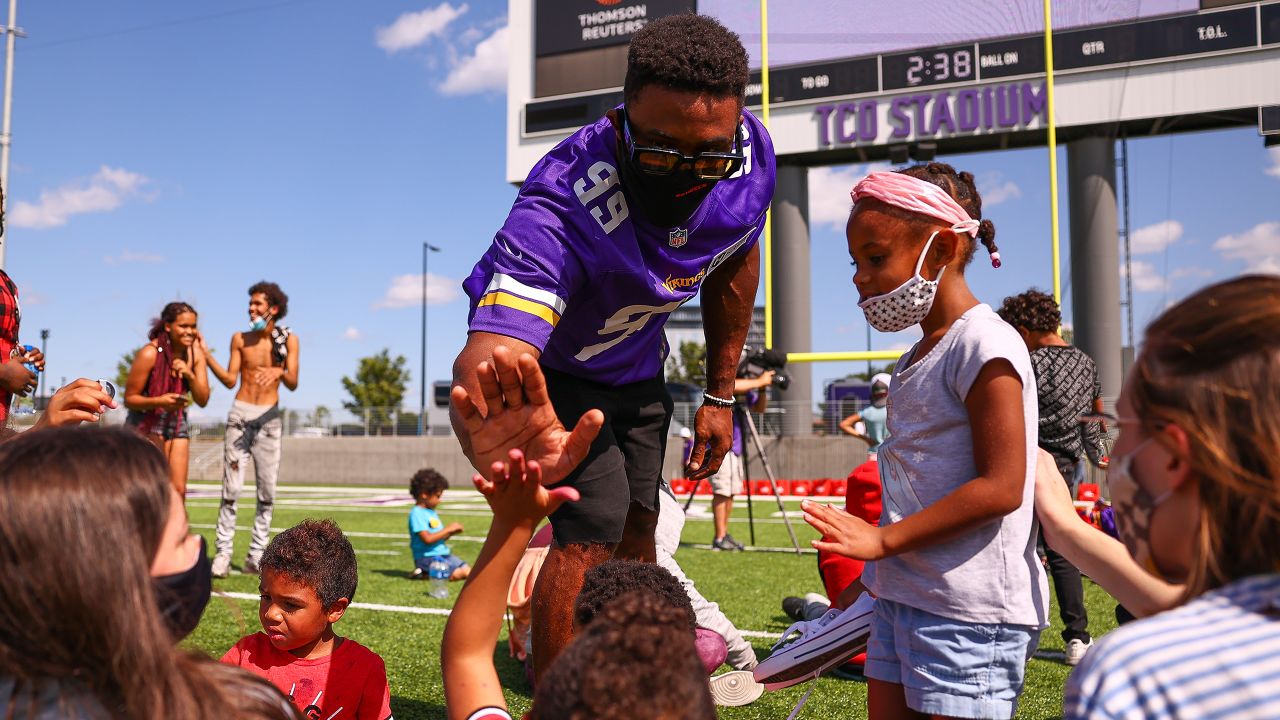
[211,554,231,579]
[754,592,876,690]
[1065,638,1093,666]
[709,670,764,707]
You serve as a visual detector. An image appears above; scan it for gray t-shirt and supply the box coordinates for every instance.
[863,304,1049,627]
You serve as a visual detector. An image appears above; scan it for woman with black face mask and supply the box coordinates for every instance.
[0,426,300,720]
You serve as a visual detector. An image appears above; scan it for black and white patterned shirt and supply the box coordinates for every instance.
[1030,345,1107,474]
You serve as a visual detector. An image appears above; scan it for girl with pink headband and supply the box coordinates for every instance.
[803,163,1045,720]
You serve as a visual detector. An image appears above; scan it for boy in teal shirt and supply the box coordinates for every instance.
[408,468,470,581]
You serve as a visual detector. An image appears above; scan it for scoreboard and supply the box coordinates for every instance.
[522,1,1279,137]
[745,3,1269,104]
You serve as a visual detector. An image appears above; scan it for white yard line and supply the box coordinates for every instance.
[215,591,783,639]
[192,523,807,553]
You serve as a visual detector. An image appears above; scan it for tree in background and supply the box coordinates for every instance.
[847,362,897,382]
[308,405,331,427]
[115,349,138,390]
[665,340,706,386]
[341,349,410,435]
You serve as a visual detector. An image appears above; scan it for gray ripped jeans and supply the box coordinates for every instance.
[215,401,282,562]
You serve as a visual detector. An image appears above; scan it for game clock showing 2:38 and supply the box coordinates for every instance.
[882,45,977,90]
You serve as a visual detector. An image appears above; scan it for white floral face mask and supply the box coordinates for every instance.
[858,231,946,333]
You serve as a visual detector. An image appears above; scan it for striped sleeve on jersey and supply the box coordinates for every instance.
[476,273,567,328]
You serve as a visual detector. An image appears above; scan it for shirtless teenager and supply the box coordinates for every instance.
[204,281,300,577]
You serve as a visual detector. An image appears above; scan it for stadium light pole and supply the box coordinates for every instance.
[0,0,25,271]
[419,242,441,436]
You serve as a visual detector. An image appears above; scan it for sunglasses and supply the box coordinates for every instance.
[621,107,745,181]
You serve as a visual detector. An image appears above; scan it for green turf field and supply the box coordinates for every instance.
[185,483,1118,719]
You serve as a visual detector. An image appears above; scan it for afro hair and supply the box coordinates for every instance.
[573,559,696,630]
[997,289,1062,333]
[624,14,749,106]
[260,518,358,607]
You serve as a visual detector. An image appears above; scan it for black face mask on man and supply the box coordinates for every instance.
[618,152,717,229]
[615,107,742,229]
[154,535,213,639]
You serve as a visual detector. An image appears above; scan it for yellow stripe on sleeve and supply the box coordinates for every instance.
[478,291,561,327]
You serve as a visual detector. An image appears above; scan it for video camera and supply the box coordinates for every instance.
[738,346,791,391]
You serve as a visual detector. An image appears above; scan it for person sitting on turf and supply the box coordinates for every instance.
[407,467,470,582]
[1030,275,1280,720]
[575,556,764,707]
[0,427,299,720]
[441,446,715,720]
[222,519,393,720]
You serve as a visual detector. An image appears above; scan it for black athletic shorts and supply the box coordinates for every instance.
[542,366,673,546]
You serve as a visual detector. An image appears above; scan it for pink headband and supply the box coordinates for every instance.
[851,171,1001,268]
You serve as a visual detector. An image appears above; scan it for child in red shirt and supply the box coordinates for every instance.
[222,519,393,720]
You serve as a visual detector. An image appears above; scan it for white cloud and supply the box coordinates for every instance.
[374,272,460,309]
[10,166,151,229]
[104,249,164,266]
[376,3,467,53]
[1169,266,1212,281]
[1213,221,1280,275]
[1130,219,1183,255]
[342,326,363,341]
[1267,147,1280,179]
[1252,256,1280,275]
[1127,260,1169,293]
[977,172,1021,207]
[808,163,889,229]
[439,24,508,95]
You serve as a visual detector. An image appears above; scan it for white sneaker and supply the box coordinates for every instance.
[211,554,231,579]
[1065,638,1093,666]
[709,670,764,707]
[753,592,876,690]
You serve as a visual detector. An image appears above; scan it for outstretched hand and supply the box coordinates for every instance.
[472,448,580,528]
[451,346,603,487]
[33,379,117,430]
[802,499,887,561]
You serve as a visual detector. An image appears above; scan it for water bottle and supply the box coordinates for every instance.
[428,557,450,599]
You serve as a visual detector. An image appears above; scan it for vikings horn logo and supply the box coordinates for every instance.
[668,228,688,248]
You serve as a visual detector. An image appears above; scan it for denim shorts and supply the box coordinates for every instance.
[415,553,468,575]
[863,597,1040,720]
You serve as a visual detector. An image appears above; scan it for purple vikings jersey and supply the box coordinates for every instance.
[464,109,775,386]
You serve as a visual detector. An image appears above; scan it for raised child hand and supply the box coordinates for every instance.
[802,499,887,561]
[472,448,580,529]
[451,346,603,487]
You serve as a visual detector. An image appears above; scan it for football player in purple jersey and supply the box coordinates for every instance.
[450,14,775,680]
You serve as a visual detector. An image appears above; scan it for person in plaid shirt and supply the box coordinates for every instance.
[0,268,44,427]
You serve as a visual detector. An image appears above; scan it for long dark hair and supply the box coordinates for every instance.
[0,427,299,720]
[148,301,196,341]
[1130,275,1280,599]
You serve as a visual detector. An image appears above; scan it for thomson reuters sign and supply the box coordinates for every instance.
[535,0,695,57]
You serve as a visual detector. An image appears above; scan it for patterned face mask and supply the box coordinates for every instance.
[1107,438,1176,578]
[858,231,946,333]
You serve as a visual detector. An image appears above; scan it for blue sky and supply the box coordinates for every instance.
[5,1,1278,421]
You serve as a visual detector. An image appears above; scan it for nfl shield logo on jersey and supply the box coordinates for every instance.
[668,228,688,248]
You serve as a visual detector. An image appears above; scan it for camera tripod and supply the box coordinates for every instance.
[683,401,802,554]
